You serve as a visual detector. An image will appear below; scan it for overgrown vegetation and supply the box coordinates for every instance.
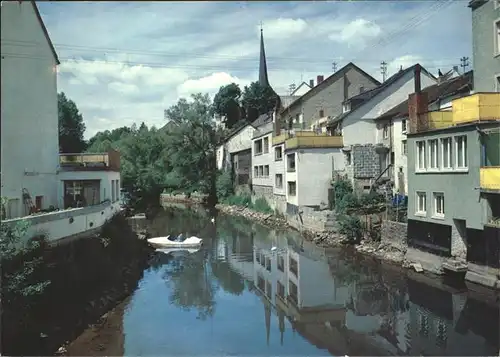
[2,214,153,356]
[331,177,386,243]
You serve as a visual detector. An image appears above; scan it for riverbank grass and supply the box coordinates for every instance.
[221,194,273,214]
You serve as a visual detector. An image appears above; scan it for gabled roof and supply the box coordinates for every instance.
[376,70,473,121]
[290,81,311,96]
[251,112,272,128]
[345,64,435,105]
[281,62,381,114]
[30,1,60,65]
[328,64,436,125]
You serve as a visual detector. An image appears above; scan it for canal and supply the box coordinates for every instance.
[67,205,499,356]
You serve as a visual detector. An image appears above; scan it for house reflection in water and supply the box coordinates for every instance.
[217,226,500,357]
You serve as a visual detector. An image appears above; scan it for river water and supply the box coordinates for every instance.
[68,205,499,356]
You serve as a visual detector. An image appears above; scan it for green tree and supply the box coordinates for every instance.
[86,126,132,152]
[213,83,242,129]
[241,81,279,122]
[164,93,225,206]
[58,92,87,153]
[119,124,170,208]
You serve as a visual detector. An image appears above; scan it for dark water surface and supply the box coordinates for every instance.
[73,206,499,356]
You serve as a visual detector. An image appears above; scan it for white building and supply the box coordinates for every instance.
[216,123,255,187]
[251,119,274,201]
[1,1,60,217]
[327,64,437,193]
[1,2,121,244]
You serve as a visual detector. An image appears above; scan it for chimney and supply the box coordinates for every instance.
[317,75,324,85]
[309,79,314,87]
[414,64,422,93]
[408,64,430,134]
[273,106,282,136]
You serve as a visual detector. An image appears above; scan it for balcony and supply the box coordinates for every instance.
[59,150,120,171]
[480,167,500,192]
[418,111,454,131]
[272,130,343,149]
[452,93,500,125]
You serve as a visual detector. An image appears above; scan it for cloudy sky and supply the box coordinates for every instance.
[37,0,473,139]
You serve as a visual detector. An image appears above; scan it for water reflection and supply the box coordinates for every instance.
[97,207,499,356]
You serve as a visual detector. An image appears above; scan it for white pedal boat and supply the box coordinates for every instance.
[155,247,200,255]
[147,235,203,248]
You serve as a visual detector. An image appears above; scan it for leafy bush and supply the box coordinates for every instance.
[223,193,252,207]
[329,178,356,212]
[336,192,360,214]
[252,197,273,214]
[216,169,234,200]
[337,214,363,243]
[0,221,50,298]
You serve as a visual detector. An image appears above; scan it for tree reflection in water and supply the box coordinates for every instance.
[150,249,218,320]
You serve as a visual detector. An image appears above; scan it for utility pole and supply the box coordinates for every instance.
[332,62,338,73]
[380,61,388,82]
[460,56,470,73]
[289,83,296,95]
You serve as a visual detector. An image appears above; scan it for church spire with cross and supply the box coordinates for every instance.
[258,24,281,112]
[259,25,269,88]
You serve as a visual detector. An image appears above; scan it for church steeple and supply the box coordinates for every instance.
[259,27,269,88]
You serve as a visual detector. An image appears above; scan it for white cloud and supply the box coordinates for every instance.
[260,18,308,39]
[177,72,250,100]
[36,0,472,138]
[328,19,382,49]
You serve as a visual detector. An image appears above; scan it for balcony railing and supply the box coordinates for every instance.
[272,130,343,149]
[480,167,500,191]
[59,150,120,171]
[418,111,454,131]
[452,93,500,124]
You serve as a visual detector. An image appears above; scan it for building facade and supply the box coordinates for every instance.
[469,0,500,92]
[406,91,499,287]
[1,1,60,218]
[328,65,437,193]
[280,63,380,131]
[375,71,473,195]
[252,122,274,202]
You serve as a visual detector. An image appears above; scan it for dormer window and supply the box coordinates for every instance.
[342,102,351,114]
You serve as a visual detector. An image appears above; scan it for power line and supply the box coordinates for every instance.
[1,38,463,65]
[0,53,460,75]
[359,0,455,55]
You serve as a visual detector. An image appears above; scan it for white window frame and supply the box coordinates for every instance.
[275,174,283,188]
[402,119,407,134]
[402,140,407,156]
[433,192,445,219]
[383,124,389,139]
[416,140,426,171]
[415,191,427,216]
[495,74,500,93]
[440,137,452,170]
[428,139,439,170]
[454,135,468,170]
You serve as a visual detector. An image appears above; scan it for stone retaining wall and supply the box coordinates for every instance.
[287,210,336,232]
[381,220,408,252]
